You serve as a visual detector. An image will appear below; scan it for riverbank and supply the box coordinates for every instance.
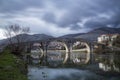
[0,50,28,80]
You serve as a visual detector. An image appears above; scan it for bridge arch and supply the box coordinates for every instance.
[47,40,69,64]
[30,43,44,58]
[72,40,91,64]
[81,42,90,63]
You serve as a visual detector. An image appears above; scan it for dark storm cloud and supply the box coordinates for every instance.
[47,0,99,28]
[41,0,120,29]
[61,0,120,29]
[0,0,120,37]
[42,12,56,23]
[0,0,44,13]
[89,0,120,28]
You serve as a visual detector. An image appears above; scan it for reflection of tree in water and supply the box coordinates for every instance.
[113,53,120,69]
[61,52,66,58]
[113,35,120,48]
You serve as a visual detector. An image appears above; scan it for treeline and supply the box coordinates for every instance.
[4,24,30,55]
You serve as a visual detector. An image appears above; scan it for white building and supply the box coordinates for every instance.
[98,34,118,44]
[33,43,41,46]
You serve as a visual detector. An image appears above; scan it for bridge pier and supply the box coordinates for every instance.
[63,41,73,64]
[89,44,94,64]
[25,43,32,53]
[67,42,73,64]
[41,42,49,66]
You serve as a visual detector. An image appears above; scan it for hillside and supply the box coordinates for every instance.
[0,34,54,46]
[60,27,120,41]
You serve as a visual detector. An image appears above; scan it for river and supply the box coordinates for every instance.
[26,51,120,80]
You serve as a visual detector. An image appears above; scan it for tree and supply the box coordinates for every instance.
[113,35,120,48]
[4,24,30,54]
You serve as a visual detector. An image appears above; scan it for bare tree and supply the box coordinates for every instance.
[4,24,30,54]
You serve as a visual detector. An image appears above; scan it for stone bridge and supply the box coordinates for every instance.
[24,38,94,64]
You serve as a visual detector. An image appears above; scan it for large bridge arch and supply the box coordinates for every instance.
[47,40,69,64]
[72,40,91,64]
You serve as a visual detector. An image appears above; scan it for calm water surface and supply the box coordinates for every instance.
[27,51,120,80]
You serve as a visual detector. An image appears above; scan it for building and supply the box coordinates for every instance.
[48,41,64,50]
[97,34,119,46]
[33,43,41,47]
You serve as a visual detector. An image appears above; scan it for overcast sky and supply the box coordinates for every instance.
[0,0,120,39]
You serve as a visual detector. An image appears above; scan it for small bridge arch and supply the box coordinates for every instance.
[30,42,44,58]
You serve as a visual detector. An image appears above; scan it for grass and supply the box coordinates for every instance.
[0,50,28,80]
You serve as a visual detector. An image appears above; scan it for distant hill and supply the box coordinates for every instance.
[59,33,85,38]
[0,34,54,46]
[16,34,54,42]
[60,27,120,42]
[88,27,120,34]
